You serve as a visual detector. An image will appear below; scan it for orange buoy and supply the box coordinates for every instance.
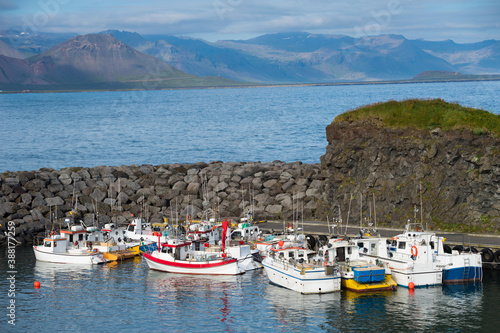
[408,282,415,290]
[34,281,41,288]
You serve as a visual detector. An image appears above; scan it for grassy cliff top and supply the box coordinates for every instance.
[334,98,500,135]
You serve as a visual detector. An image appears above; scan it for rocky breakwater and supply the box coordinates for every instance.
[320,99,500,233]
[0,161,324,245]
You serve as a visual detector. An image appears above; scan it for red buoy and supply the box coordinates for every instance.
[34,281,41,288]
[408,282,415,290]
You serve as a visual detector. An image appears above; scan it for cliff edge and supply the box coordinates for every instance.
[320,99,500,233]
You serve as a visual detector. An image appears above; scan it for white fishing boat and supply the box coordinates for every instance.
[356,223,482,287]
[143,221,245,275]
[33,228,108,265]
[262,243,341,294]
[124,217,171,243]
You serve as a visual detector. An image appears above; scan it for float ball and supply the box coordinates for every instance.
[34,281,41,288]
[408,282,415,289]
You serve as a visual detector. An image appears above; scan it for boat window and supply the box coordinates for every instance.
[289,251,295,258]
[53,242,57,247]
[398,241,406,249]
[391,240,397,247]
[127,225,134,232]
[430,241,434,250]
[298,251,305,258]
[371,243,377,251]
[44,241,51,247]
[357,242,364,248]
[161,247,168,253]
[318,250,324,256]
[347,247,352,255]
[79,234,84,241]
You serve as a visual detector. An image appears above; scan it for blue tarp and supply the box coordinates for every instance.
[353,267,385,283]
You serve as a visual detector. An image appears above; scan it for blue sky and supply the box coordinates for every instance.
[0,0,498,42]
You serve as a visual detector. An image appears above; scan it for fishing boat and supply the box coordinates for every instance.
[33,228,108,265]
[186,219,263,271]
[318,238,396,292]
[356,223,482,287]
[124,217,172,243]
[84,223,144,261]
[261,241,341,294]
[143,221,245,275]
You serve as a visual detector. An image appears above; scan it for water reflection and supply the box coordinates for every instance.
[145,271,244,331]
[263,284,341,332]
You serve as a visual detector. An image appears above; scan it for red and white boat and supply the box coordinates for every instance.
[143,221,245,275]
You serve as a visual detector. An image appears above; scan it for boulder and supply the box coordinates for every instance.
[44,196,64,207]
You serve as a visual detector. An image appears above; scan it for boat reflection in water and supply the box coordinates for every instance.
[145,270,245,327]
[34,260,99,288]
[263,283,341,330]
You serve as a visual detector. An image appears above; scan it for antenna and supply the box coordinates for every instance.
[420,182,424,228]
[346,193,352,235]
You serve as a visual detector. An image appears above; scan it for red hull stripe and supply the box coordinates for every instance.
[144,253,237,268]
[160,242,192,248]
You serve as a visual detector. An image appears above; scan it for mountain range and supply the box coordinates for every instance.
[0,29,499,91]
[0,33,241,90]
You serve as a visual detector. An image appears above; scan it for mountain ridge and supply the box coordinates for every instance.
[0,30,499,91]
[104,30,499,83]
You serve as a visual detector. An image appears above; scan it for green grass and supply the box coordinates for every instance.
[334,98,500,135]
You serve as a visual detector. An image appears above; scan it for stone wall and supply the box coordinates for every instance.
[0,161,324,245]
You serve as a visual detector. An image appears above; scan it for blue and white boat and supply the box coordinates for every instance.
[356,223,482,287]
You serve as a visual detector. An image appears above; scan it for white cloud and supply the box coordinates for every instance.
[0,0,498,43]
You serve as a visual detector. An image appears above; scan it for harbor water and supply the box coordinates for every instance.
[1,245,500,332]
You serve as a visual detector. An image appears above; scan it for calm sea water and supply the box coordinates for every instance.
[1,246,499,332]
[0,81,499,172]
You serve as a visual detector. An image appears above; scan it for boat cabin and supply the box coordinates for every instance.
[231,224,260,241]
[41,235,69,253]
[160,240,192,260]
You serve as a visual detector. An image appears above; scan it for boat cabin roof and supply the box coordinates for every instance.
[44,237,67,242]
[60,229,86,235]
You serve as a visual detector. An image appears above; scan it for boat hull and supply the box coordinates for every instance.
[380,259,443,288]
[341,274,397,292]
[443,266,482,284]
[143,252,244,275]
[103,250,138,261]
[262,258,341,294]
[33,246,108,265]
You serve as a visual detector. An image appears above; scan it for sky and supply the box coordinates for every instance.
[0,0,498,43]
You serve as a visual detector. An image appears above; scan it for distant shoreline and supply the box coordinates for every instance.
[1,75,499,94]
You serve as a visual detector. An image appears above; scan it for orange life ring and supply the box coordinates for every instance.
[411,245,418,257]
